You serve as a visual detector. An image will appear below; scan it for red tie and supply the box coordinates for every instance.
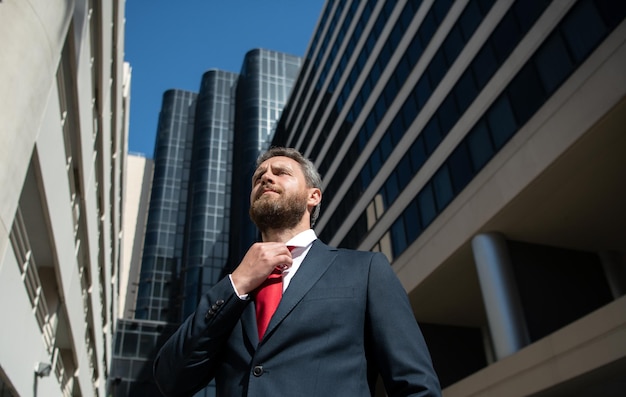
[255,246,294,340]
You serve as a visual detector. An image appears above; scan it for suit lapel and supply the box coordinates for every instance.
[262,240,338,341]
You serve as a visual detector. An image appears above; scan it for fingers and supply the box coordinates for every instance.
[231,243,293,295]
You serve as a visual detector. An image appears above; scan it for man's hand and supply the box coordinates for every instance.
[231,243,293,295]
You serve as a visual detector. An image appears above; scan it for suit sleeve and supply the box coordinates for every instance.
[153,276,249,397]
[366,252,442,397]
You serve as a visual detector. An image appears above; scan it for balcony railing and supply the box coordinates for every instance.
[53,348,74,397]
[10,208,56,353]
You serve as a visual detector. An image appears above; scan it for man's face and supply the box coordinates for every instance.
[249,156,310,231]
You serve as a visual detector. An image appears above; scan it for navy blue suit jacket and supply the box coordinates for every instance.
[154,240,441,396]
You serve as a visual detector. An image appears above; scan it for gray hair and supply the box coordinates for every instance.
[256,147,322,226]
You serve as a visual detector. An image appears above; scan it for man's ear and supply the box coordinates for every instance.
[307,188,322,208]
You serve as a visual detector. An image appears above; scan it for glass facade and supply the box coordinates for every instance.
[182,70,238,318]
[135,89,198,323]
[110,320,179,396]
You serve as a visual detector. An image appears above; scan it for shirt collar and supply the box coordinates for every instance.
[285,229,317,251]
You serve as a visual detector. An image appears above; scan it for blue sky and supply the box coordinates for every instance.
[125,0,325,157]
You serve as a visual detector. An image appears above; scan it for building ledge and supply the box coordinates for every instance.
[444,295,626,396]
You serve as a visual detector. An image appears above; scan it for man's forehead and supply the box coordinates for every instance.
[256,156,299,170]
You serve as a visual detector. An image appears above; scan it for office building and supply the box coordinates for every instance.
[274,0,626,395]
[111,50,301,396]
[0,1,129,396]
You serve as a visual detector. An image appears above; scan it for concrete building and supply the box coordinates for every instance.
[119,154,153,320]
[274,0,626,395]
[0,1,129,396]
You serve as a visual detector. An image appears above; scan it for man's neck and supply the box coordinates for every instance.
[261,225,309,243]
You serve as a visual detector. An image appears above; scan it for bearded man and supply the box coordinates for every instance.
[154,147,441,397]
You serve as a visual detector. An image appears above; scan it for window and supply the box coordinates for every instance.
[438,95,460,135]
[459,1,483,40]
[467,122,494,170]
[384,172,400,205]
[410,137,427,173]
[448,145,473,193]
[418,184,437,227]
[443,25,464,64]
[535,33,574,94]
[397,155,413,187]
[455,70,478,112]
[562,0,606,63]
[472,44,498,88]
[508,64,545,124]
[404,201,422,242]
[487,95,517,149]
[433,166,454,210]
[423,118,442,154]
[391,217,407,257]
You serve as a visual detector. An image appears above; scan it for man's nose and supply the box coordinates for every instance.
[261,172,274,183]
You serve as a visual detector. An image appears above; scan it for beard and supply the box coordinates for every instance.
[249,187,308,232]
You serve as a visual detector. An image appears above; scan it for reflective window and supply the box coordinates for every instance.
[433,166,454,210]
[428,51,448,86]
[460,0,483,40]
[438,94,460,135]
[404,201,422,242]
[514,0,551,32]
[508,64,545,124]
[467,122,493,170]
[444,25,465,64]
[423,118,442,153]
[535,33,573,94]
[491,12,521,62]
[418,184,436,227]
[397,155,413,187]
[410,137,427,172]
[562,0,606,63]
[448,145,473,193]
[385,172,400,205]
[487,96,517,149]
[391,217,408,256]
[473,44,498,88]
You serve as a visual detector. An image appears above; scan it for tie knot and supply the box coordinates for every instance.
[287,245,296,252]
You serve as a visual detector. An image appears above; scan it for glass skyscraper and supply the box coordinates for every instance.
[274,0,626,395]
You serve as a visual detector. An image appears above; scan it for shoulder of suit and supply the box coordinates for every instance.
[315,240,378,258]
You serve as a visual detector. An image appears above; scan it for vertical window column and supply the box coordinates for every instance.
[472,232,529,360]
